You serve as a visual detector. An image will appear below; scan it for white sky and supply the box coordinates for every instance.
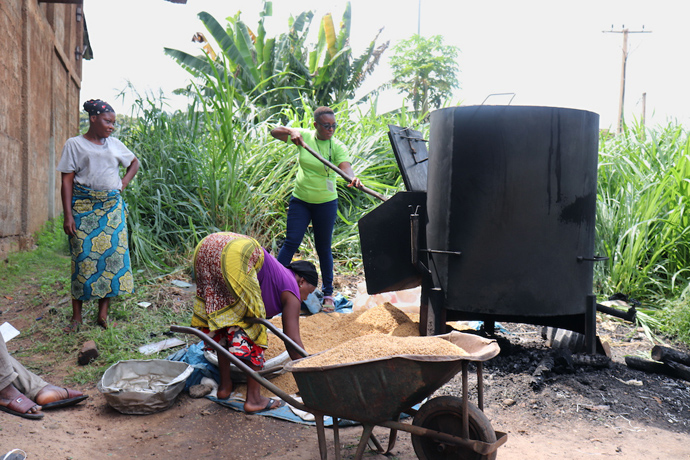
[81,0,690,130]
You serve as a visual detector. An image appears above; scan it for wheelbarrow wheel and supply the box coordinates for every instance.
[411,396,497,460]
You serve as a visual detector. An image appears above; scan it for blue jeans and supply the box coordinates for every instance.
[277,197,338,297]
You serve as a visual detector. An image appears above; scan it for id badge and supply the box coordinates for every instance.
[326,179,335,193]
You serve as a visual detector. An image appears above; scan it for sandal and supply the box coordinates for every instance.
[2,448,28,459]
[96,317,108,330]
[0,390,43,420]
[63,321,81,334]
[322,296,335,313]
[245,397,285,414]
[35,386,88,410]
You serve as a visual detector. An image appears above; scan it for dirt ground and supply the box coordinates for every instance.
[1,276,689,460]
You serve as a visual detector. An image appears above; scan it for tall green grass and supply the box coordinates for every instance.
[595,121,690,300]
[595,121,690,341]
[0,218,70,303]
[116,85,690,342]
[117,89,414,272]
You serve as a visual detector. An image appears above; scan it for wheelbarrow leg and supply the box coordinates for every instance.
[353,420,401,459]
[315,413,329,460]
[462,360,470,439]
[366,431,385,453]
[333,417,341,460]
[352,424,378,460]
[382,414,401,454]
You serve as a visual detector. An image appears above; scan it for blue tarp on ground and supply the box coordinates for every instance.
[167,340,220,391]
[302,290,352,314]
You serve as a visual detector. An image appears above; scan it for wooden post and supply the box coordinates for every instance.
[603,27,651,134]
[617,28,629,135]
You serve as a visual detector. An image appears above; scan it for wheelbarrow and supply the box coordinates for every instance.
[170,320,507,460]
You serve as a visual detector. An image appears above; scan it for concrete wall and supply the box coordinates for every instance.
[0,0,82,259]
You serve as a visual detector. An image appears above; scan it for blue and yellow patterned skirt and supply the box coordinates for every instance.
[69,184,135,301]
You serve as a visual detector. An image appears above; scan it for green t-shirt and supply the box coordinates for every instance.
[292,128,351,204]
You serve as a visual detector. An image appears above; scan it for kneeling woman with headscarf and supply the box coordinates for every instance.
[191,232,317,413]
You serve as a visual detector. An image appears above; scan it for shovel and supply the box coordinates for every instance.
[302,143,388,202]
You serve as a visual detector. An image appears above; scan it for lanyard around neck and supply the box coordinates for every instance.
[315,139,332,176]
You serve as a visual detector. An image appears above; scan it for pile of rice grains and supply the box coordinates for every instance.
[242,302,467,397]
[292,335,468,368]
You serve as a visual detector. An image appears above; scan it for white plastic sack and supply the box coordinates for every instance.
[352,282,421,315]
[98,359,193,415]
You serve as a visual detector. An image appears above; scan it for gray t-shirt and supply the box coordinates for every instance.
[57,135,137,191]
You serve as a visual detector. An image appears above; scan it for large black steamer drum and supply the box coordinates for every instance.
[360,105,601,349]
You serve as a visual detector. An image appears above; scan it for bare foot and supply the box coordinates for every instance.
[216,385,233,400]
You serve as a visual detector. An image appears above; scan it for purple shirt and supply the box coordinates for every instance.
[257,249,300,318]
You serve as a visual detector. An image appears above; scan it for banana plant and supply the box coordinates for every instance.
[165,3,313,114]
[164,1,388,116]
[309,4,389,107]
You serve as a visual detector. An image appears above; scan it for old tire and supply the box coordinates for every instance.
[411,396,497,460]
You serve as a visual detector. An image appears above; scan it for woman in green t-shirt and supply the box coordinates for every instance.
[270,107,361,311]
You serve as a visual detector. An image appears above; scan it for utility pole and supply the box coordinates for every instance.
[603,26,651,134]
[417,0,421,35]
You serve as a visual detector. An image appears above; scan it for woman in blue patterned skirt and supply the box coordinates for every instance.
[57,99,139,332]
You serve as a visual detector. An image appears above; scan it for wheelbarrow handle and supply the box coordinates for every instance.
[301,143,388,202]
[169,325,308,411]
[246,317,309,358]
[380,419,508,456]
